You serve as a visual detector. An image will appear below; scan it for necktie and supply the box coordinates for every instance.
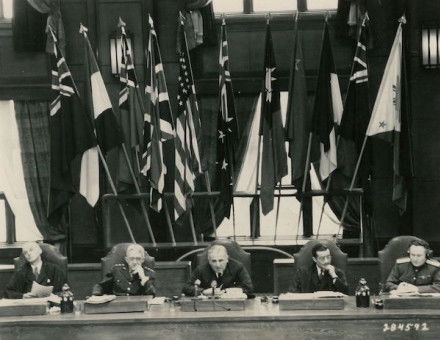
[33,266,39,279]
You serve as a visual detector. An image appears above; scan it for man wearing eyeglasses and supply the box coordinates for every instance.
[92,244,156,296]
[290,243,348,294]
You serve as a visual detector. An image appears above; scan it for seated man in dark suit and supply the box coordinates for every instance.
[3,242,66,299]
[92,244,156,296]
[290,243,348,294]
[385,239,440,293]
[182,244,254,298]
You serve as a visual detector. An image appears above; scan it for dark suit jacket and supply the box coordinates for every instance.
[182,259,254,298]
[92,262,156,296]
[290,264,348,294]
[3,261,66,299]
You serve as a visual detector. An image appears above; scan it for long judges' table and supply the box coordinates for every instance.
[1,298,439,340]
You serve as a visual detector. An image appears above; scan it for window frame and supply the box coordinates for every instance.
[0,0,12,22]
[213,0,337,15]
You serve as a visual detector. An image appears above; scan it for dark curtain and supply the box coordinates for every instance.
[192,92,260,237]
[14,101,67,243]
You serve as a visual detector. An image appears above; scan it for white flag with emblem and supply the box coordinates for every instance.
[366,23,402,136]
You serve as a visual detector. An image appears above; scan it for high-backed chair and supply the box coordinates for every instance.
[293,239,348,273]
[13,243,68,280]
[378,235,424,283]
[100,243,155,279]
[196,240,251,275]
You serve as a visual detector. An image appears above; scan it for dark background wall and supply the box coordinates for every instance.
[1,0,440,258]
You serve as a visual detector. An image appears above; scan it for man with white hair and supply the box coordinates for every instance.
[182,244,254,298]
[92,244,156,296]
[3,242,66,299]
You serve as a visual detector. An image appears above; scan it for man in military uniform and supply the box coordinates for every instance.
[92,244,155,296]
[182,244,254,298]
[385,239,440,293]
[3,242,66,299]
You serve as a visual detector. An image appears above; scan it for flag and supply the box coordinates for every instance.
[47,32,97,223]
[216,18,238,221]
[286,14,314,190]
[339,15,371,181]
[174,14,203,220]
[285,15,314,236]
[117,20,145,190]
[366,20,408,212]
[143,15,174,212]
[81,25,123,155]
[260,20,288,216]
[311,20,339,181]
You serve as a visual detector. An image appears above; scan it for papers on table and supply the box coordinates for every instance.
[280,291,346,300]
[389,291,440,298]
[149,297,166,305]
[30,281,53,298]
[85,295,116,304]
[0,297,48,306]
[221,288,247,300]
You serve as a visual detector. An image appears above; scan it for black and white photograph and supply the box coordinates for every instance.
[0,0,438,339]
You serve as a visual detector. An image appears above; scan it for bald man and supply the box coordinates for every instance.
[92,244,156,296]
[3,242,66,299]
[182,244,254,298]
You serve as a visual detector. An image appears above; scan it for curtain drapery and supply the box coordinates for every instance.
[27,0,66,54]
[15,100,67,242]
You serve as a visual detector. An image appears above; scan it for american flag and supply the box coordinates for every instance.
[48,28,98,224]
[216,18,238,221]
[174,14,202,220]
[143,15,174,212]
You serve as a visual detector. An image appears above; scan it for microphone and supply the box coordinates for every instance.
[194,279,201,297]
[211,280,217,297]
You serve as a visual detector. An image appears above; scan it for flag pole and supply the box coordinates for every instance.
[120,143,157,245]
[337,134,368,236]
[120,18,176,245]
[296,132,313,242]
[251,133,262,241]
[204,172,218,239]
[229,160,237,241]
[96,145,137,243]
[274,185,281,242]
[53,25,137,244]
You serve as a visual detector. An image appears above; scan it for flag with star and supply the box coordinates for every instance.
[311,20,339,181]
[48,31,98,224]
[143,15,175,212]
[174,13,203,220]
[216,18,238,221]
[260,20,288,216]
[366,20,410,212]
[285,15,314,235]
[117,20,144,191]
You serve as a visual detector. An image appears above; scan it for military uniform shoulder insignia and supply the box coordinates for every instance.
[426,259,440,268]
[113,263,126,269]
[396,257,410,264]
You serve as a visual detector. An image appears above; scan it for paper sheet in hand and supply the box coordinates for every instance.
[30,281,53,297]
